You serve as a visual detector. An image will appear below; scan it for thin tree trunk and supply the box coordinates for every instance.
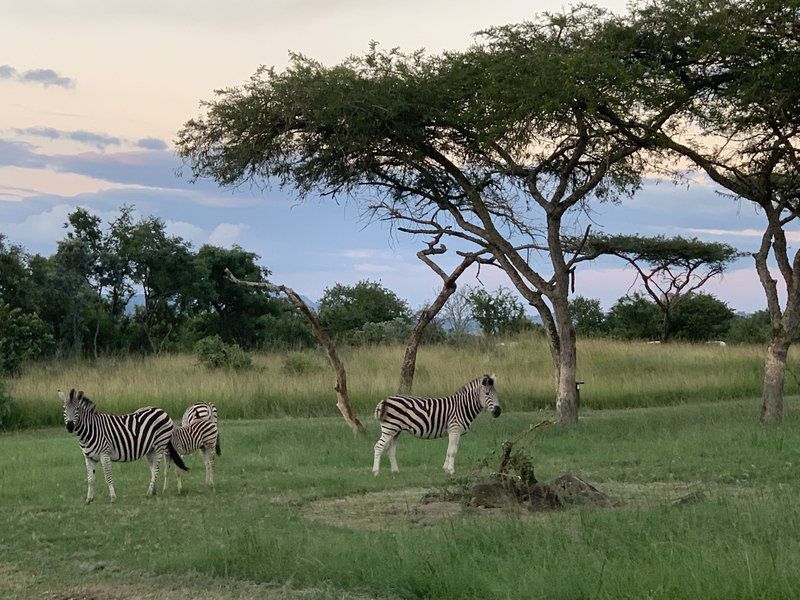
[761,334,790,424]
[225,269,365,434]
[660,309,672,343]
[398,282,456,394]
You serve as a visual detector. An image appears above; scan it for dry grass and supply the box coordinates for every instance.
[7,336,786,427]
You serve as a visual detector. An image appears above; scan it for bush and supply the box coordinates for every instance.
[282,351,325,375]
[355,318,413,344]
[0,378,15,430]
[726,311,770,344]
[0,301,53,374]
[194,335,252,370]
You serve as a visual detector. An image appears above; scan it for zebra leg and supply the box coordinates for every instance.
[84,456,98,505]
[145,450,162,496]
[99,454,116,503]
[162,455,170,493]
[443,429,461,475]
[373,429,395,475]
[388,434,400,473]
[202,447,214,487]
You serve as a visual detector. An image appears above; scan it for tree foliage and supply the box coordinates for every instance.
[319,280,410,341]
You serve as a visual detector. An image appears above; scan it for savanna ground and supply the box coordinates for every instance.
[2,338,800,598]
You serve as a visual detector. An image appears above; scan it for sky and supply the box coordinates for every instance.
[0,0,785,312]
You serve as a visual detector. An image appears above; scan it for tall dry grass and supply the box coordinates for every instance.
[6,336,788,427]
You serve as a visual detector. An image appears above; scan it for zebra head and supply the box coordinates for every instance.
[480,374,501,418]
[58,388,83,433]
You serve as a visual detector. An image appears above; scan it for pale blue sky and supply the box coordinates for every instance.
[0,0,784,311]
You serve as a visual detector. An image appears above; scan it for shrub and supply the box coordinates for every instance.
[282,351,325,375]
[194,335,252,370]
[0,301,53,374]
[0,379,17,430]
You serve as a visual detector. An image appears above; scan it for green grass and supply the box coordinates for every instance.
[5,336,790,428]
[3,400,800,598]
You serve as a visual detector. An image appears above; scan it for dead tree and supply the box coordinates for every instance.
[397,236,493,394]
[224,268,364,434]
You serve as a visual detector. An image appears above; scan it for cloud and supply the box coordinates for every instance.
[341,248,378,258]
[165,220,207,245]
[15,127,121,149]
[0,139,49,169]
[687,227,800,242]
[0,65,16,79]
[135,137,168,151]
[209,222,247,247]
[354,262,394,273]
[0,203,73,248]
[18,68,74,88]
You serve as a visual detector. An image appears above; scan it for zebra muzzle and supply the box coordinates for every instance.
[491,406,501,418]
[65,421,75,433]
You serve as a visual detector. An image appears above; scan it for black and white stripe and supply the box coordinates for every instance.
[372,374,501,475]
[181,402,220,455]
[59,388,187,504]
[181,402,218,426]
[163,418,220,493]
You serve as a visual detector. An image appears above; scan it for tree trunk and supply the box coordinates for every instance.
[224,269,365,434]
[761,334,790,424]
[552,296,579,425]
[660,309,672,343]
[398,283,457,394]
[554,320,579,425]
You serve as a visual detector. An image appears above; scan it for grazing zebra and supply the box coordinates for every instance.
[58,388,188,504]
[181,402,220,455]
[372,374,501,476]
[163,418,220,493]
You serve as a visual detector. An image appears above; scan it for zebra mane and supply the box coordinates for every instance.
[77,392,98,415]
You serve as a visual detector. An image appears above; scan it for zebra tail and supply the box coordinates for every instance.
[374,400,388,421]
[215,433,222,456]
[167,441,189,471]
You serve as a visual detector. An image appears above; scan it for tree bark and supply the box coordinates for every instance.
[660,309,672,343]
[553,300,579,425]
[225,269,365,434]
[761,334,790,424]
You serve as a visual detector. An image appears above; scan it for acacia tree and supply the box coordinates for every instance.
[177,8,678,424]
[584,235,739,341]
[598,0,800,422]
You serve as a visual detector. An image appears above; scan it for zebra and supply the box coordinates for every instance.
[163,418,220,493]
[181,402,220,455]
[58,388,188,504]
[181,402,218,426]
[372,374,501,476]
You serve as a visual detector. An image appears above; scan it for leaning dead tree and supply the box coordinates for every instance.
[397,235,493,394]
[224,268,364,434]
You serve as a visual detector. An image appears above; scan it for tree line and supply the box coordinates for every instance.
[177,0,798,424]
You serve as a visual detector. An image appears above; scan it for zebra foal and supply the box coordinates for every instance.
[58,388,187,504]
[372,374,501,475]
[163,418,220,493]
[181,402,221,456]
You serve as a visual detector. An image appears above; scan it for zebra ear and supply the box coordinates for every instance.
[77,391,84,400]
[482,374,495,386]
[69,389,76,400]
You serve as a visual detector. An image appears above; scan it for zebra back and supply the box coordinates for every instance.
[66,391,174,462]
[181,402,218,426]
[374,375,498,438]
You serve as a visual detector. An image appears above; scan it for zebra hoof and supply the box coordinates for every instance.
[109,496,116,504]
[372,470,380,477]
[85,497,93,505]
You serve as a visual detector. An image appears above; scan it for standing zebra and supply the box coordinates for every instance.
[58,389,188,504]
[372,374,501,475]
[181,402,220,455]
[163,418,220,493]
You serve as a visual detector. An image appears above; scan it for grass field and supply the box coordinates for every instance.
[2,399,800,599]
[5,337,791,428]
